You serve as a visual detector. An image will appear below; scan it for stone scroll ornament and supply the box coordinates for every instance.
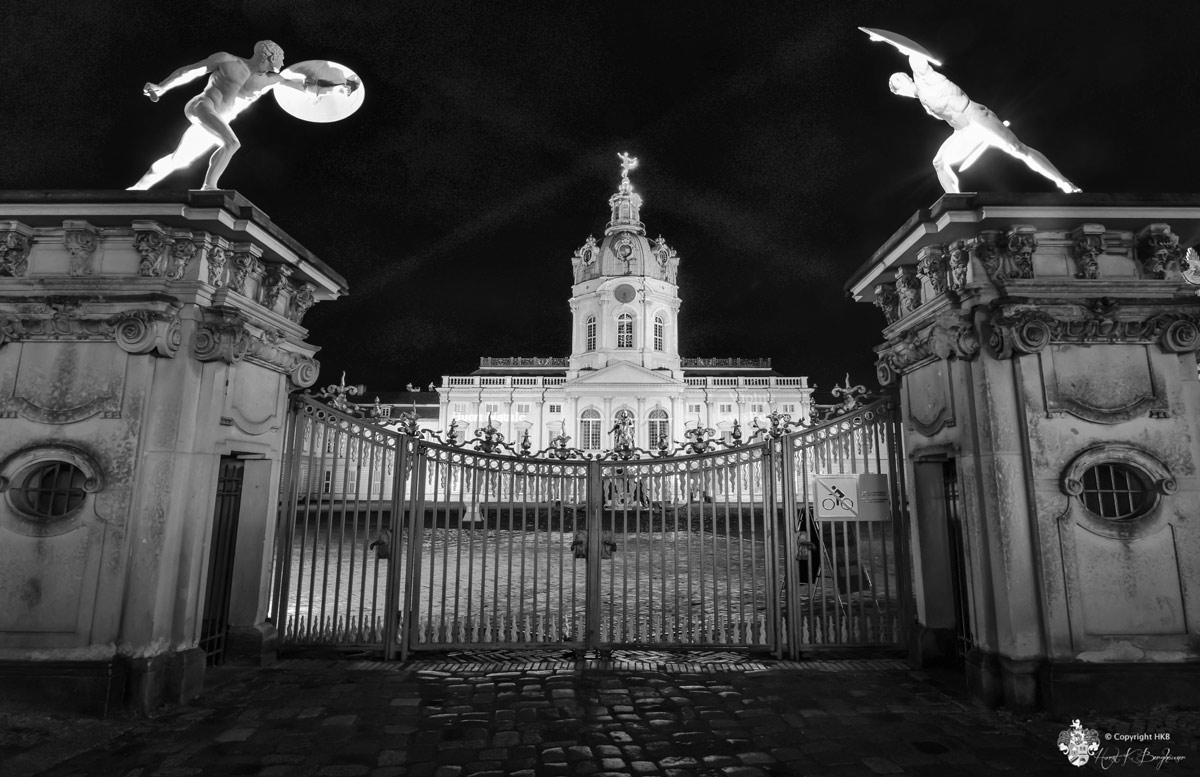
[861,27,1080,194]
[128,41,363,191]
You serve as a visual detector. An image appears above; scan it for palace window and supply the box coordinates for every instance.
[580,409,602,450]
[648,408,670,447]
[585,316,597,351]
[376,406,391,418]
[719,403,733,414]
[453,402,470,415]
[323,470,332,495]
[750,403,765,414]
[782,404,796,414]
[345,471,357,494]
[687,403,702,414]
[516,403,531,414]
[653,316,665,351]
[1080,463,1152,521]
[483,403,500,415]
[617,313,633,348]
[548,404,562,414]
[11,461,87,519]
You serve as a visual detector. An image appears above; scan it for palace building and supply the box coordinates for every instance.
[432,159,813,453]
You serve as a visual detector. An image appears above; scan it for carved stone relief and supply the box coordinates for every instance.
[259,263,292,310]
[895,266,922,317]
[207,245,228,287]
[0,223,33,277]
[287,282,316,324]
[133,225,173,277]
[915,245,948,295]
[975,226,1037,283]
[1137,224,1183,280]
[873,282,899,325]
[984,300,1200,360]
[1070,224,1106,280]
[0,301,182,358]
[875,311,979,386]
[192,308,317,387]
[63,221,99,277]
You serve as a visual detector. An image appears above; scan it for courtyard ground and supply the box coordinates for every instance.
[2,652,1196,776]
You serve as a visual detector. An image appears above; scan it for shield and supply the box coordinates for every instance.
[274,60,365,123]
[858,27,943,66]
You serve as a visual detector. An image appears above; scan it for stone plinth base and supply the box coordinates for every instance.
[964,648,1002,707]
[1043,661,1200,715]
[124,648,207,714]
[0,660,127,717]
[906,621,957,668]
[225,622,279,666]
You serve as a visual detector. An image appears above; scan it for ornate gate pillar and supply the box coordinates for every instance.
[0,191,346,714]
[847,193,1200,713]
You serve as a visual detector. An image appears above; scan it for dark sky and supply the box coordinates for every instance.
[7,0,1199,400]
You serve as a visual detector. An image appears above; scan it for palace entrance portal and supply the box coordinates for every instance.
[270,395,910,659]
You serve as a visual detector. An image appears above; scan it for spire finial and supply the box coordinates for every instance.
[618,152,639,184]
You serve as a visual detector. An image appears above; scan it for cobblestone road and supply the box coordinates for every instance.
[3,656,1196,777]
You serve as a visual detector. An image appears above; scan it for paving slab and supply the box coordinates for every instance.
[1,656,1196,777]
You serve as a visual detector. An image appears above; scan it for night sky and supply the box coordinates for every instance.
[7,0,1199,400]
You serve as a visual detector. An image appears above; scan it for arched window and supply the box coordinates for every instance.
[617,313,634,348]
[653,316,665,352]
[585,316,597,351]
[580,409,602,450]
[647,408,670,448]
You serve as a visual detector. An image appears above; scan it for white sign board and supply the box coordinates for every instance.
[813,473,890,521]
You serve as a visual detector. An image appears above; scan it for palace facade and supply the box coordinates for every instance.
[433,161,812,453]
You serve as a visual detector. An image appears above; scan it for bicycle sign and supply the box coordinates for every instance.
[813,474,890,520]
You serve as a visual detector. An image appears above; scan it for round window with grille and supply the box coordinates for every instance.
[11,461,88,519]
[1079,462,1152,521]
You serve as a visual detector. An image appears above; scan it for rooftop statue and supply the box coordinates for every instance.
[861,27,1080,194]
[129,41,361,191]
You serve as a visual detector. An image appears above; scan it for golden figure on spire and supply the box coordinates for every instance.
[618,152,639,182]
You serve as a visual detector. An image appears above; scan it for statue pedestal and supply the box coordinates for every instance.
[849,193,1200,712]
[0,190,346,714]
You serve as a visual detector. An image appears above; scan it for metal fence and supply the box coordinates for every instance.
[271,394,909,659]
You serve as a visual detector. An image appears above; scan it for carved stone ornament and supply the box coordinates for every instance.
[873,282,900,325]
[110,308,183,357]
[947,240,970,291]
[985,300,1200,359]
[259,263,292,310]
[651,235,680,284]
[0,302,181,357]
[192,310,251,363]
[63,222,98,277]
[1070,224,1107,280]
[134,227,174,277]
[287,282,316,324]
[167,239,199,281]
[895,266,922,316]
[207,245,228,287]
[975,227,1036,284]
[229,251,257,294]
[1137,224,1184,280]
[571,235,599,284]
[916,245,949,295]
[0,225,33,277]
[875,311,980,386]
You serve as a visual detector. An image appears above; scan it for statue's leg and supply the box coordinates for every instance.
[128,124,218,190]
[933,131,983,194]
[188,101,241,191]
[970,106,1079,193]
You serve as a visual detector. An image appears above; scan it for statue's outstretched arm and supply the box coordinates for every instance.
[270,72,360,97]
[144,52,232,101]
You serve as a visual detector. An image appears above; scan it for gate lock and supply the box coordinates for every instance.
[795,530,815,561]
[572,530,617,559]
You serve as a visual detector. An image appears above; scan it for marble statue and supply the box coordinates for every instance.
[129,41,359,191]
[862,28,1080,194]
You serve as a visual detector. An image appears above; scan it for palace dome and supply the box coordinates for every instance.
[570,159,680,286]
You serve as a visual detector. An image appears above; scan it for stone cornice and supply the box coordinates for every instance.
[875,309,980,386]
[191,306,318,387]
[983,299,1200,359]
[0,299,183,357]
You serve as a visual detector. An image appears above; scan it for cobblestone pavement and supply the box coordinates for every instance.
[3,656,1197,777]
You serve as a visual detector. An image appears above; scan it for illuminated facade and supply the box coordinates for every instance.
[436,161,812,453]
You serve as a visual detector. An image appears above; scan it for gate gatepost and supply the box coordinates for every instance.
[584,459,603,651]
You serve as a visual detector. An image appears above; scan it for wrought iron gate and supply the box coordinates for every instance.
[199,456,245,665]
[271,394,909,659]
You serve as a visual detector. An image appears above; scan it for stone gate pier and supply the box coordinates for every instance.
[0,191,346,714]
[848,193,1200,712]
